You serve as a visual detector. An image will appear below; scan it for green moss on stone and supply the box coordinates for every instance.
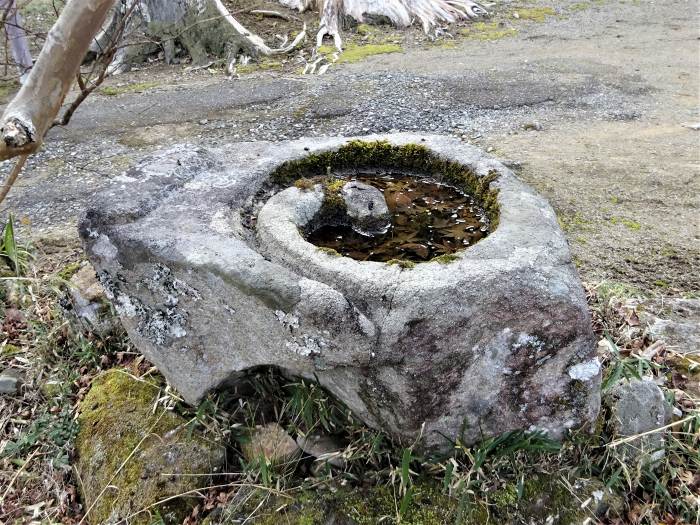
[216,482,458,525]
[483,474,595,524]
[387,259,416,269]
[431,254,460,264]
[271,140,500,229]
[318,247,341,257]
[76,369,224,525]
[212,476,612,524]
[321,177,347,212]
[294,178,316,190]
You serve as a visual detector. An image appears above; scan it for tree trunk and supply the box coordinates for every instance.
[99,0,306,74]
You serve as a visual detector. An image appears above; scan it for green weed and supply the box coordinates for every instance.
[1,213,31,275]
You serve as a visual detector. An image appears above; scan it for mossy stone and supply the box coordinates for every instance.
[209,482,459,524]
[75,369,225,525]
[481,474,621,524]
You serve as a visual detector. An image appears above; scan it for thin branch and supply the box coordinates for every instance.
[0,152,27,205]
[605,413,698,448]
[52,0,142,128]
[250,9,293,21]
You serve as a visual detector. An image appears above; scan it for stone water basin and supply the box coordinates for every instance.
[80,133,600,450]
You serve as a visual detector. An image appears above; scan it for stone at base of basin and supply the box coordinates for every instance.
[79,133,600,451]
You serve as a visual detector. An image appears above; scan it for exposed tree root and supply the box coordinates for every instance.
[300,0,487,50]
[91,0,485,71]
[93,0,307,74]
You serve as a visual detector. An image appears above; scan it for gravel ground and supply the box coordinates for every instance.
[1,0,698,292]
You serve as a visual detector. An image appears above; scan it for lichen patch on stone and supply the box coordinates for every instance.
[568,357,601,381]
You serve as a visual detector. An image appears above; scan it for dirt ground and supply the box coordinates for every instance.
[1,0,698,293]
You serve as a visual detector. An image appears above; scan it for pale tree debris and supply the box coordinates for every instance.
[0,0,33,83]
[250,9,293,21]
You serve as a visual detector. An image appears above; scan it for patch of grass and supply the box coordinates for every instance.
[320,43,403,63]
[610,216,642,230]
[0,80,20,104]
[355,23,374,36]
[236,59,284,75]
[100,81,161,96]
[568,1,591,11]
[594,280,646,302]
[433,39,459,49]
[513,7,557,22]
[558,211,592,232]
[19,0,60,17]
[458,22,518,41]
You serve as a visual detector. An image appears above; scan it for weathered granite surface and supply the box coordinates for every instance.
[79,133,600,450]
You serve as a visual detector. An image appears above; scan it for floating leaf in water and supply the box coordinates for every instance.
[399,243,429,259]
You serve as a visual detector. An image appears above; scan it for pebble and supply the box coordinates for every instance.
[0,373,20,395]
[522,121,543,131]
[241,423,300,465]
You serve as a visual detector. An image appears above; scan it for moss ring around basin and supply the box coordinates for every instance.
[80,133,601,451]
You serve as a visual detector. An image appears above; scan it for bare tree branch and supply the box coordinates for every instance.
[0,0,115,162]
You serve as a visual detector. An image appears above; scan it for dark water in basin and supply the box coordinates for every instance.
[305,172,490,262]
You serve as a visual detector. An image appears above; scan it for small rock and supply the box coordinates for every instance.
[296,433,346,468]
[241,423,300,466]
[0,373,20,394]
[69,263,113,333]
[522,121,543,131]
[341,181,391,236]
[70,264,105,303]
[606,378,671,463]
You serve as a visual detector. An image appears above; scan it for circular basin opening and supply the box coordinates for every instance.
[301,172,490,262]
[268,140,501,264]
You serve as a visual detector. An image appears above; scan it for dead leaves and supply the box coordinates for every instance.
[307,173,490,262]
